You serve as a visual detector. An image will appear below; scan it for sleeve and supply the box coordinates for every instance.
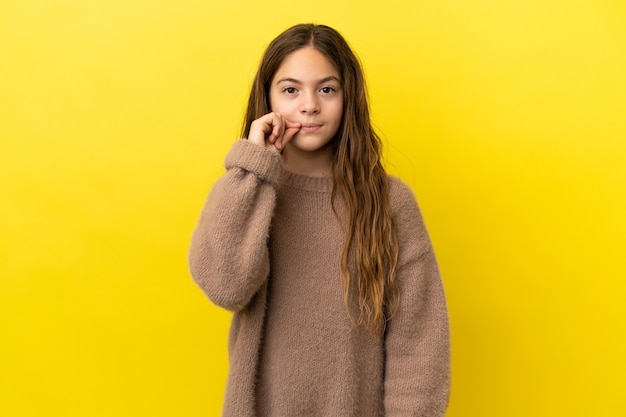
[384,179,451,416]
[188,139,283,312]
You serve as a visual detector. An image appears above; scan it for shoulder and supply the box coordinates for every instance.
[387,175,433,259]
[387,176,421,220]
[388,176,416,202]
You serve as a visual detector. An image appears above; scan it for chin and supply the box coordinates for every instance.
[289,135,333,153]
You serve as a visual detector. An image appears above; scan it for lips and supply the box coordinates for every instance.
[299,123,322,132]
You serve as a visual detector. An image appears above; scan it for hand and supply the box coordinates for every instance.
[248,112,301,152]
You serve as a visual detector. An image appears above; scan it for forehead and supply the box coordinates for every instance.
[273,47,340,83]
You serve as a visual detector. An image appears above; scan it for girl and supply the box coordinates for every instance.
[189,24,450,417]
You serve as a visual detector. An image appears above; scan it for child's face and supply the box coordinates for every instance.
[269,47,343,154]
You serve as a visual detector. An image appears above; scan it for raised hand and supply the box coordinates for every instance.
[248,112,301,152]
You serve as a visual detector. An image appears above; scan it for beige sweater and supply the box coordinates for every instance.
[189,140,450,417]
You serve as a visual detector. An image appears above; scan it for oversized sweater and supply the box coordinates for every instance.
[189,139,450,417]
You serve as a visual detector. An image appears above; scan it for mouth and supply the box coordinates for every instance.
[300,123,322,132]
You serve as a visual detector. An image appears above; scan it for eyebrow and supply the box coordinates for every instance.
[275,76,341,85]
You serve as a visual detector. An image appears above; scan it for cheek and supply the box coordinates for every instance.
[331,101,344,125]
[268,91,277,112]
[270,97,292,115]
[268,90,282,112]
[271,101,287,114]
[269,89,294,114]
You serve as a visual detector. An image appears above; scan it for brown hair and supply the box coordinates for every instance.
[242,24,399,335]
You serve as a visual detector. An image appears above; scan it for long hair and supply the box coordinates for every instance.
[242,24,399,336]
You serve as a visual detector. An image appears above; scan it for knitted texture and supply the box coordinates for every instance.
[189,139,450,417]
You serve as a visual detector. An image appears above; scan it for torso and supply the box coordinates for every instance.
[255,172,384,417]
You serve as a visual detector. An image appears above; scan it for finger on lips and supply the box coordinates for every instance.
[249,112,302,152]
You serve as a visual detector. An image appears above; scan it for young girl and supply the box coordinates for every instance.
[189,24,450,417]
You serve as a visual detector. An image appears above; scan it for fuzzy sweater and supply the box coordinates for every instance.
[189,139,450,417]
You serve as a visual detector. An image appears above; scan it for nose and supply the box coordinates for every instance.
[299,90,320,115]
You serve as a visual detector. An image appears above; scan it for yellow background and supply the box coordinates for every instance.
[1,0,625,416]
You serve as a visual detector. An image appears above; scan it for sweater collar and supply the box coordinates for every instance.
[280,170,334,193]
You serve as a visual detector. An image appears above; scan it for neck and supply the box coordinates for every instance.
[282,145,333,178]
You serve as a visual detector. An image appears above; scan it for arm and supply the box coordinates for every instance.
[188,139,283,312]
[384,180,450,416]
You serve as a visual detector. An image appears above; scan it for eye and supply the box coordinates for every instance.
[283,87,297,94]
[320,86,335,94]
